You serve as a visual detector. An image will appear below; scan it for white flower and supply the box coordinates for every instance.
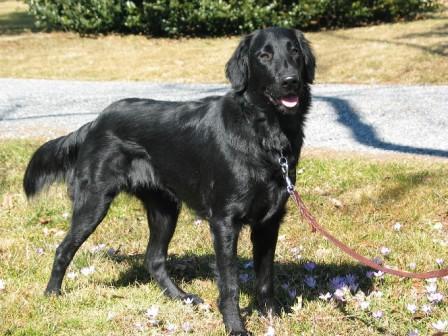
[436,258,444,266]
[408,330,419,336]
[183,297,195,305]
[421,304,432,314]
[0,279,5,291]
[380,247,391,256]
[80,266,95,276]
[354,290,366,300]
[369,290,384,298]
[333,288,346,302]
[319,292,332,301]
[62,212,70,219]
[166,322,177,333]
[406,304,417,314]
[359,301,370,310]
[90,243,106,253]
[425,282,437,294]
[106,311,117,321]
[437,239,448,247]
[182,322,193,333]
[427,292,444,303]
[408,262,417,270]
[145,305,159,319]
[393,222,402,232]
[243,261,254,269]
[148,318,159,327]
[265,325,276,336]
[374,271,384,279]
[36,247,45,255]
[372,310,383,319]
[278,235,286,241]
[134,322,145,332]
[199,303,211,312]
[432,320,448,332]
[304,262,316,271]
[304,275,317,289]
[290,247,302,255]
[193,219,202,225]
[66,271,78,280]
[432,222,443,231]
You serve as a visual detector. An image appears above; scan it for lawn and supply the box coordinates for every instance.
[1,1,448,335]
[0,1,447,83]
[1,141,447,335]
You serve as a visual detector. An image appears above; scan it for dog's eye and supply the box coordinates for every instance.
[290,48,299,56]
[259,52,272,61]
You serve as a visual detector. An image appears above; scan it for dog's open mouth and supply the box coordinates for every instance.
[280,96,299,108]
[265,90,299,109]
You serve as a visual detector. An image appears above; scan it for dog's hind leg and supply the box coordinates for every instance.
[138,189,203,304]
[45,188,115,295]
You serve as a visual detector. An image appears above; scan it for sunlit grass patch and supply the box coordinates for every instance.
[1,140,447,335]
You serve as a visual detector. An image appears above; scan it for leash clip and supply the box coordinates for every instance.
[279,155,295,194]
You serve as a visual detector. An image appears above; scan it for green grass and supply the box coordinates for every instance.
[1,140,447,335]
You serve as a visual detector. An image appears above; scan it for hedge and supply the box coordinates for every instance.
[25,0,440,36]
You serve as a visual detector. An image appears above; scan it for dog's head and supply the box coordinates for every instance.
[225,27,315,114]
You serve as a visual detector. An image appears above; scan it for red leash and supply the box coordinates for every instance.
[278,155,448,279]
[290,189,448,279]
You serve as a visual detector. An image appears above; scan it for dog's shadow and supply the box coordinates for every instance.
[106,252,375,314]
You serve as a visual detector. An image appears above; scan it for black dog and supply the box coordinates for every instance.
[24,27,315,335]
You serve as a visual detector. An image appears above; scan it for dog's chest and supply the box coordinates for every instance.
[239,165,290,224]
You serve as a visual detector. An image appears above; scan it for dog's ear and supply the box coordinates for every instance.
[225,33,253,92]
[295,30,316,84]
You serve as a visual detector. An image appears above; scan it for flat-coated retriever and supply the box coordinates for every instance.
[24,27,315,335]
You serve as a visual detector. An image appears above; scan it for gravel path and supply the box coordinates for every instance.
[1,78,447,158]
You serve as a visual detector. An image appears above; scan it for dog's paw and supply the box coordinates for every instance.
[229,331,253,336]
[44,287,62,296]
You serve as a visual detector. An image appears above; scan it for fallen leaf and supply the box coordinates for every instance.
[39,218,51,225]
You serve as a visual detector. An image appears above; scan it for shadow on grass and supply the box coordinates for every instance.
[324,20,448,57]
[376,170,442,204]
[0,11,36,35]
[105,252,381,329]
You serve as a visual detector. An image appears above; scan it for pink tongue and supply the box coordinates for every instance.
[280,96,299,108]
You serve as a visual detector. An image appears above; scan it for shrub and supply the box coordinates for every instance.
[25,0,441,36]
[25,0,141,34]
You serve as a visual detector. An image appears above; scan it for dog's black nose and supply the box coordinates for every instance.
[281,76,299,89]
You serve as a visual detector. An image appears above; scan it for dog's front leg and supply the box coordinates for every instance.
[251,212,283,315]
[210,217,249,335]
